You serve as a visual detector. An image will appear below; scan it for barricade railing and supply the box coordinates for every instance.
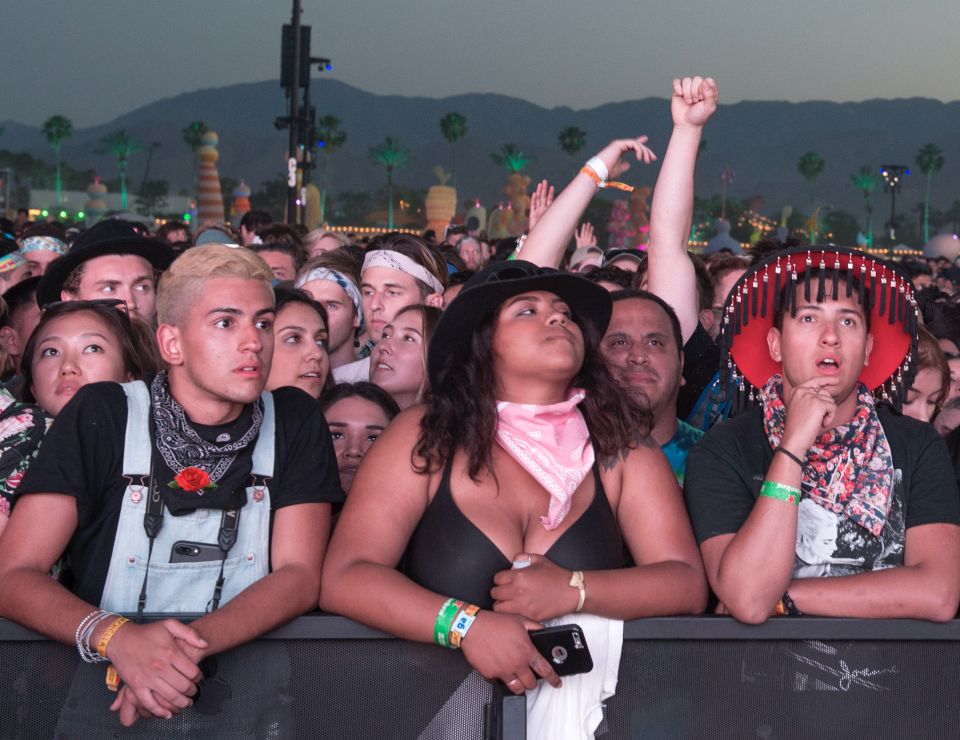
[3,614,959,738]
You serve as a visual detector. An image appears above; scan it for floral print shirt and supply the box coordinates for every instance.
[0,389,53,517]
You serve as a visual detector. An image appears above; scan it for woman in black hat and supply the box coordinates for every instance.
[321,261,707,695]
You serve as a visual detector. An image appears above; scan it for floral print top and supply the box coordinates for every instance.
[0,389,53,517]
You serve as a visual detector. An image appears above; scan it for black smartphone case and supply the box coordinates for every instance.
[170,541,225,563]
[528,624,594,676]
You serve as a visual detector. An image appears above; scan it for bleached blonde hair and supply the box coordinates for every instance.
[157,244,274,327]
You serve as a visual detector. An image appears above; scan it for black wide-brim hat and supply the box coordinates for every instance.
[36,219,175,307]
[427,260,613,385]
[720,245,918,409]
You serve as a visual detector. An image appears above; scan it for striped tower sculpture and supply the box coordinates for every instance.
[196,132,225,223]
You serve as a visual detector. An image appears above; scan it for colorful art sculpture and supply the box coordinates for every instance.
[464,200,487,234]
[84,177,108,226]
[425,167,457,237]
[486,174,531,239]
[606,200,636,249]
[629,187,652,248]
[232,180,251,222]
[196,132,225,223]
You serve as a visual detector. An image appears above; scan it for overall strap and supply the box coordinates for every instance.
[120,381,152,477]
[251,391,276,477]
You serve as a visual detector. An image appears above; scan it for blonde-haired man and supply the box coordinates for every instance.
[0,244,343,728]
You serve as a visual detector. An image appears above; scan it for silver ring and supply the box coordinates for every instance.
[506,676,519,684]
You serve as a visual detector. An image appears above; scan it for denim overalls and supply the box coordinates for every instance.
[99,380,274,614]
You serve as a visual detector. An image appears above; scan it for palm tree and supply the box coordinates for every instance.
[439,113,468,188]
[368,137,411,229]
[41,115,73,205]
[916,143,946,243]
[314,115,347,224]
[557,127,587,178]
[491,144,534,174]
[850,166,882,249]
[96,130,146,210]
[797,152,825,208]
[182,121,208,199]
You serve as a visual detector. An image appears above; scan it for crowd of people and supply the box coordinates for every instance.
[0,75,958,736]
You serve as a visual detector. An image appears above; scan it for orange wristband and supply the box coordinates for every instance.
[105,665,121,692]
[579,166,635,192]
[97,616,130,659]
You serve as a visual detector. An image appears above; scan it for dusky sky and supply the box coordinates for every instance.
[3,0,959,128]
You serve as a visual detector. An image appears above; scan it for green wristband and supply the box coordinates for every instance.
[433,598,463,648]
[760,481,800,505]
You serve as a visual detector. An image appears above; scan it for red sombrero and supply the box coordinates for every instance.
[720,246,918,409]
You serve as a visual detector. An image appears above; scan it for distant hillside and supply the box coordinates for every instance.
[3,79,959,224]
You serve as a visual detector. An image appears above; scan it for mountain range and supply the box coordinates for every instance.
[2,79,959,224]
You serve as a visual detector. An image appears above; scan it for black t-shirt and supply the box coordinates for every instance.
[16,382,344,606]
[684,406,960,577]
[677,323,721,422]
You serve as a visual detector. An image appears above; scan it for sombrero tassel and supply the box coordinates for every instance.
[761,271,768,318]
[898,284,905,322]
[751,277,758,319]
[879,275,887,318]
[846,255,854,297]
[790,270,798,318]
[734,293,742,335]
[816,256,826,303]
[773,260,782,313]
[858,259,866,306]
[832,258,840,301]
[888,279,897,326]
[869,265,877,310]
[804,252,812,302]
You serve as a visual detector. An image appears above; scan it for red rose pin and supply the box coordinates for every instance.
[169,467,218,493]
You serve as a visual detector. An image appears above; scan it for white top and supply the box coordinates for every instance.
[333,356,371,384]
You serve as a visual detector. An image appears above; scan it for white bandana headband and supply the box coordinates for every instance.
[295,267,364,330]
[362,249,444,296]
[19,236,68,256]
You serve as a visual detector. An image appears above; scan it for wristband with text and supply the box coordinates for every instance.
[760,481,801,505]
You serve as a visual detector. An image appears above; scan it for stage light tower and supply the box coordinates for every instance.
[880,165,909,242]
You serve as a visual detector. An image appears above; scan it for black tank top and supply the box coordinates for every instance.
[401,456,625,609]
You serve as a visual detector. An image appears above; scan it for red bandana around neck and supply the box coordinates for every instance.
[495,388,595,531]
[761,375,894,537]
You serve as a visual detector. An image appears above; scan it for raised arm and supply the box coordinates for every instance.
[518,138,656,268]
[647,76,719,344]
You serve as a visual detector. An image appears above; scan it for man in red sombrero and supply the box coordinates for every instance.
[684,245,960,623]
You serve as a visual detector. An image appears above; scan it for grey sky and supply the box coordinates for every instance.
[3,0,959,128]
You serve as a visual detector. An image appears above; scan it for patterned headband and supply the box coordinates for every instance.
[361,249,445,296]
[19,236,69,257]
[0,252,27,273]
[295,267,364,330]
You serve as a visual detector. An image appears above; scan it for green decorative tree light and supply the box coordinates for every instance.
[850,166,881,249]
[491,144,534,174]
[315,115,347,225]
[439,112,468,188]
[96,130,146,210]
[797,152,825,208]
[916,143,946,243]
[557,126,587,178]
[369,137,412,229]
[41,115,73,206]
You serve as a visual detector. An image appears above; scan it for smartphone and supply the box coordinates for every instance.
[528,624,593,677]
[170,541,224,564]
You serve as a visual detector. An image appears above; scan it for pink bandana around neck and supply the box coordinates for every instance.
[495,388,595,531]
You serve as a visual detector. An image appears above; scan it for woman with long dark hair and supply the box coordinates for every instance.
[321,262,706,723]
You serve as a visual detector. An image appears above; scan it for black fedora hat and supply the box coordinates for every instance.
[427,260,612,384]
[36,219,175,307]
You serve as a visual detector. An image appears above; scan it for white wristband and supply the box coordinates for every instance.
[584,156,609,183]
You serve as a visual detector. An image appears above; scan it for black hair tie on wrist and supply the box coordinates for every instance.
[775,446,805,469]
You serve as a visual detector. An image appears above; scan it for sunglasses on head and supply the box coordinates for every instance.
[41,299,129,316]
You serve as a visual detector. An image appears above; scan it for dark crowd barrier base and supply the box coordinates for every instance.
[2,614,959,739]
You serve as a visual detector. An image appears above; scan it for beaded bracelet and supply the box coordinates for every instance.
[433,599,463,648]
[760,481,800,505]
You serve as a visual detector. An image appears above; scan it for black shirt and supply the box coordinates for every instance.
[16,382,344,606]
[677,324,721,422]
[684,406,960,577]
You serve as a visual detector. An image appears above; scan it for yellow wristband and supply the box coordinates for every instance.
[97,616,130,659]
[105,665,121,692]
